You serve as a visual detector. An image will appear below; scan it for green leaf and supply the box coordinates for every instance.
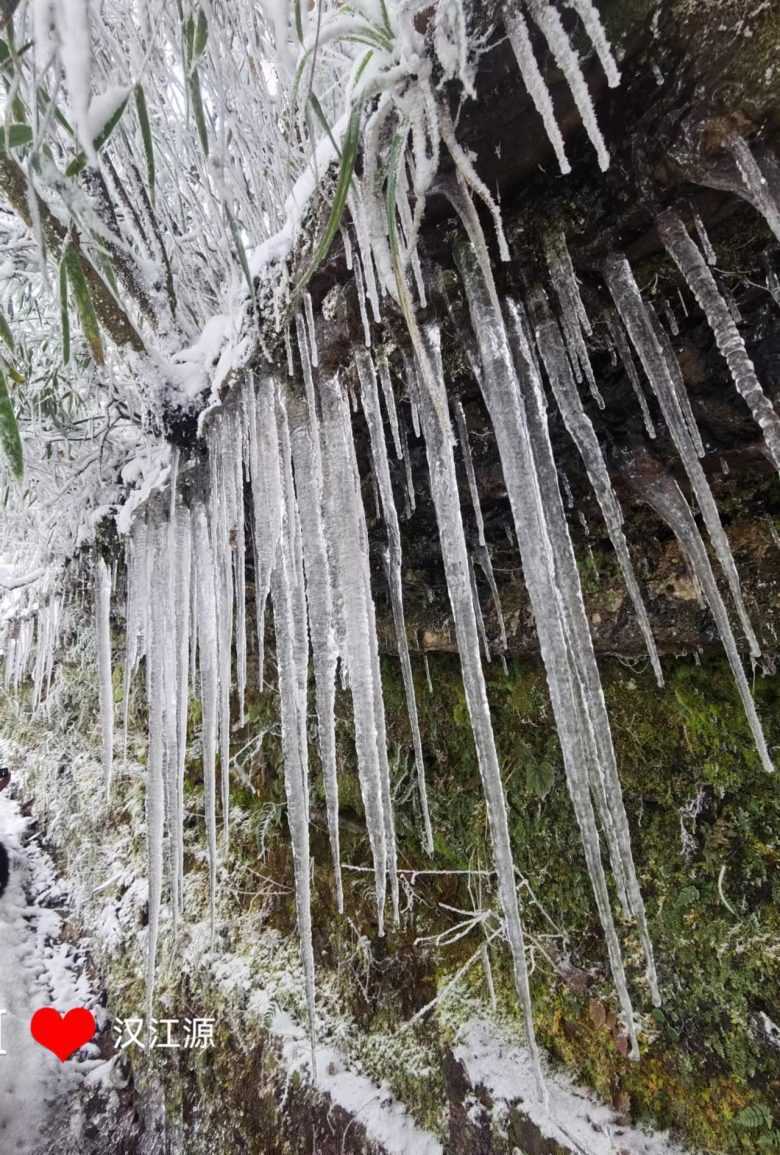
[134,85,155,202]
[0,309,14,352]
[294,102,362,298]
[190,69,209,156]
[0,124,33,151]
[734,1105,773,1130]
[0,370,23,480]
[526,759,555,799]
[63,244,104,365]
[65,94,129,177]
[185,8,208,70]
[59,257,71,365]
[194,9,208,60]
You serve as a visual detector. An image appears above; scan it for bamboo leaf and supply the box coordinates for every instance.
[0,124,33,151]
[65,94,129,177]
[294,102,362,297]
[0,308,14,352]
[135,84,155,202]
[190,70,209,156]
[59,257,71,365]
[0,370,23,480]
[194,10,208,60]
[63,244,104,365]
[225,204,254,301]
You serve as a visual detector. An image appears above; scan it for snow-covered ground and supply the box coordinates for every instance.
[455,1019,690,1155]
[0,790,108,1154]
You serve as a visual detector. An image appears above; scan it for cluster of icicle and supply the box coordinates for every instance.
[111,192,780,1097]
[0,592,64,708]
[6,0,780,1104]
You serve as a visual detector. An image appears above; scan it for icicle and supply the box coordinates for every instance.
[662,299,679,336]
[193,503,219,941]
[646,301,705,458]
[605,252,762,659]
[233,411,248,729]
[469,554,492,662]
[530,287,663,686]
[544,227,604,408]
[504,5,571,175]
[454,401,509,656]
[628,456,774,774]
[245,373,283,688]
[319,373,392,933]
[174,502,192,916]
[439,104,511,261]
[566,0,621,87]
[657,209,780,473]
[604,309,656,439]
[455,238,659,1043]
[357,347,434,856]
[145,520,166,1027]
[304,290,319,368]
[95,554,114,797]
[726,135,780,243]
[765,261,780,309]
[208,413,236,850]
[526,0,611,171]
[414,320,547,1101]
[290,319,344,909]
[354,250,373,348]
[401,423,416,518]
[270,429,318,1068]
[378,349,403,460]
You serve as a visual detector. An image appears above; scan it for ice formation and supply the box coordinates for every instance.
[1,0,778,1098]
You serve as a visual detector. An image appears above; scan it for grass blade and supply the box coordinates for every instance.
[0,369,23,479]
[135,84,155,202]
[63,243,104,365]
[59,257,71,365]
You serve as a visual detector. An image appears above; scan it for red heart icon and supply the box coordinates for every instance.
[30,1007,96,1062]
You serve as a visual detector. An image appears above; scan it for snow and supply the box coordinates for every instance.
[0,790,101,1154]
[455,1020,688,1155]
[274,1010,443,1155]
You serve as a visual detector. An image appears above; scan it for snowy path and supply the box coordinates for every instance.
[0,790,102,1153]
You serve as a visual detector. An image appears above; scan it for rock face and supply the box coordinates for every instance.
[291,0,780,668]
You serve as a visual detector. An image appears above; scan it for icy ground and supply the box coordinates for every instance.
[0,789,107,1153]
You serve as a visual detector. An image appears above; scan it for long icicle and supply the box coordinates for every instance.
[290,316,344,909]
[526,0,611,171]
[455,237,652,1051]
[145,517,166,1029]
[445,186,658,1019]
[414,320,547,1102]
[504,293,660,1012]
[356,346,435,856]
[625,455,774,774]
[604,253,761,660]
[193,502,219,943]
[529,285,663,686]
[453,400,509,658]
[95,553,114,797]
[657,208,780,471]
[271,382,318,1070]
[319,372,392,934]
